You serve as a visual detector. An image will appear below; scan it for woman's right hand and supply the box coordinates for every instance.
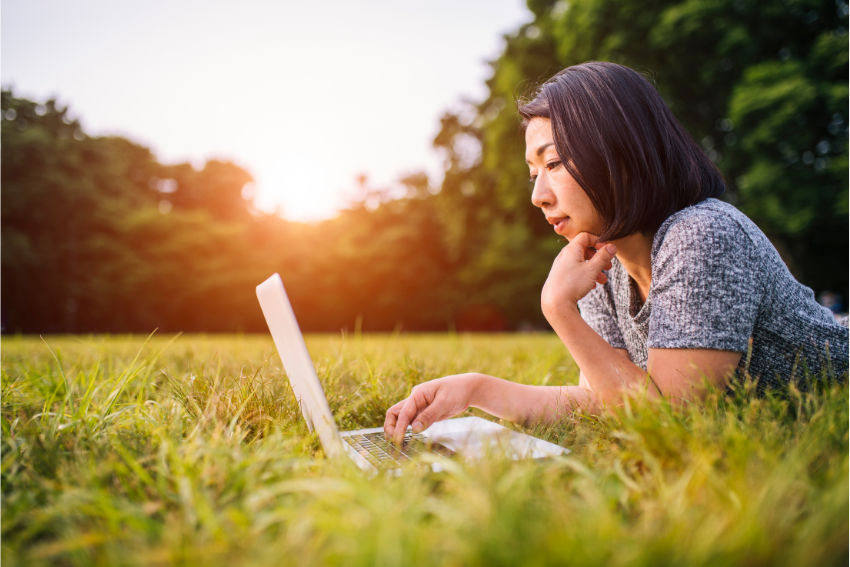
[541,232,615,317]
[383,373,483,446]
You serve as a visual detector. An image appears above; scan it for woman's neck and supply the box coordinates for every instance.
[610,232,654,303]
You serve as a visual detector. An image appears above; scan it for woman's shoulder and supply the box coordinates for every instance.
[652,198,767,261]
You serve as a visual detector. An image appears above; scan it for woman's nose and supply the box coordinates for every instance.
[531,175,553,209]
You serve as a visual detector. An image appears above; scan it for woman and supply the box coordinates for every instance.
[384,62,849,445]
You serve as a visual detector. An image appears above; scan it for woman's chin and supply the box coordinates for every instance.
[549,214,600,241]
[563,230,601,244]
[557,225,580,241]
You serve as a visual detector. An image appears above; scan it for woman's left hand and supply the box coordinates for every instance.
[541,232,617,316]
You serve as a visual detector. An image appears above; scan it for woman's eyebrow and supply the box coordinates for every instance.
[526,142,555,164]
[535,142,554,157]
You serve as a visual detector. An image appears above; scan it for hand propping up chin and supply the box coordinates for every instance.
[541,232,617,317]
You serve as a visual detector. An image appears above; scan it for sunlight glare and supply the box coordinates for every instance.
[251,151,338,222]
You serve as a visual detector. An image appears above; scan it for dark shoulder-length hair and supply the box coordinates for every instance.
[518,61,725,242]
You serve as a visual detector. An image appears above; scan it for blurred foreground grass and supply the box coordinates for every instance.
[2,333,847,566]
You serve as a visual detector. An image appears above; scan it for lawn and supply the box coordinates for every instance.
[2,333,847,566]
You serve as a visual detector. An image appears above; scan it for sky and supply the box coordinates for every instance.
[1,0,532,221]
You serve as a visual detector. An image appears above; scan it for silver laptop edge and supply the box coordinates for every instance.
[256,273,344,459]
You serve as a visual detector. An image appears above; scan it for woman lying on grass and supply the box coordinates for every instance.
[384,62,849,444]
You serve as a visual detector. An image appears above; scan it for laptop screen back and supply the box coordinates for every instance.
[256,273,341,458]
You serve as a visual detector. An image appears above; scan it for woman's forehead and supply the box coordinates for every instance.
[526,117,551,137]
[525,118,554,160]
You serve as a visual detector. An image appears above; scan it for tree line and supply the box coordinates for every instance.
[3,0,847,334]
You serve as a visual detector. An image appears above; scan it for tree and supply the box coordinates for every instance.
[1,91,462,334]
[1,90,260,333]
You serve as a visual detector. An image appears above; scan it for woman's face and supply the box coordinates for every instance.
[525,117,603,241]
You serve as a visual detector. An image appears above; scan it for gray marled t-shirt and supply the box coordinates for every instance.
[578,198,849,392]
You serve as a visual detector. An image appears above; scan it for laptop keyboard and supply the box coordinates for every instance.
[343,431,454,469]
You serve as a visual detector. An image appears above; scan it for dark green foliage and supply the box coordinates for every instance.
[1,91,261,332]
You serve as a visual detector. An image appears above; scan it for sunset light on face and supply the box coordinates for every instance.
[1,0,531,221]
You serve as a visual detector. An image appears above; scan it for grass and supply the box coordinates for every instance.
[1,333,847,566]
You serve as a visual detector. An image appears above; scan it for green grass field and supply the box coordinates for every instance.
[2,333,847,566]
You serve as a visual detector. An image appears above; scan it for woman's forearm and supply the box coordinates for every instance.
[545,304,661,404]
[471,374,599,425]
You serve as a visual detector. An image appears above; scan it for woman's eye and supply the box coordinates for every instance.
[546,160,561,171]
[528,174,538,183]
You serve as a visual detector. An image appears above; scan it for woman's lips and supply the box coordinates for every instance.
[548,217,568,234]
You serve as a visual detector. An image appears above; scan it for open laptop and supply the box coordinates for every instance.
[256,273,567,472]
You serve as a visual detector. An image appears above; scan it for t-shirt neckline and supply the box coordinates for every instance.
[626,273,652,324]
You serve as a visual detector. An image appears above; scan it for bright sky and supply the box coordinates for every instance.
[1,0,532,221]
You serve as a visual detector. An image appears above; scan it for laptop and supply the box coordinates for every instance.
[256,273,567,472]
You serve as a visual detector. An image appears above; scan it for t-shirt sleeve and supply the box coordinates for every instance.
[578,281,627,349]
[648,211,764,352]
